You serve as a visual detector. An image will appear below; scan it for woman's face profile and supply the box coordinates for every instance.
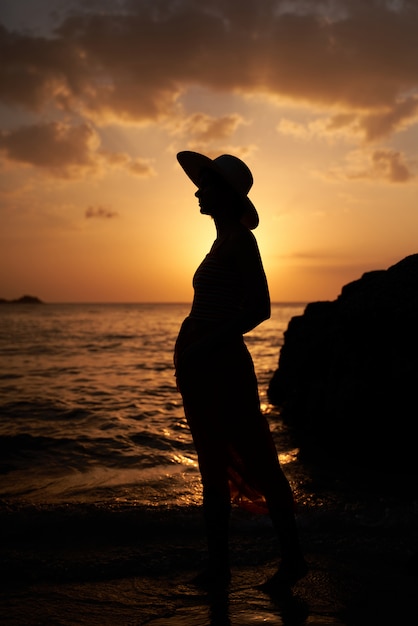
[195,170,241,220]
[195,170,223,216]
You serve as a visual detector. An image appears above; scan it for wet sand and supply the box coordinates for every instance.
[1,494,417,626]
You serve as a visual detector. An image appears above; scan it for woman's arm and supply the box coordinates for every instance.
[228,228,271,334]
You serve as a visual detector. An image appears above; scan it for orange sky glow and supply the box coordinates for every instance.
[1,0,418,303]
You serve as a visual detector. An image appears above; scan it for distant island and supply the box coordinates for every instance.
[0,295,43,304]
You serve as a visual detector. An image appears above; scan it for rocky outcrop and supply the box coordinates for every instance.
[268,254,418,473]
[0,295,43,304]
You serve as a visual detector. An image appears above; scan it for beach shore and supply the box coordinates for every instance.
[1,490,416,626]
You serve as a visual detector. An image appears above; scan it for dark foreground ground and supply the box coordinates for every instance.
[1,464,417,625]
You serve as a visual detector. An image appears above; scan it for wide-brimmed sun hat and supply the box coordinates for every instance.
[176,151,259,229]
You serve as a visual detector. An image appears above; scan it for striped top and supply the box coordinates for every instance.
[189,252,245,321]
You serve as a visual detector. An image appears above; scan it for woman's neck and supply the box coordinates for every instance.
[214,215,241,239]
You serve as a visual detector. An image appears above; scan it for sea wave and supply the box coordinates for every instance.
[0,302,306,506]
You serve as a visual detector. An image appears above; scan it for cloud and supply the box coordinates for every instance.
[0,121,157,179]
[128,158,156,177]
[0,121,99,178]
[172,112,247,142]
[277,116,352,142]
[364,149,414,182]
[1,0,418,184]
[85,205,118,219]
[322,97,418,143]
[278,96,418,144]
[100,149,156,177]
[324,148,416,183]
[1,0,418,128]
[357,97,418,142]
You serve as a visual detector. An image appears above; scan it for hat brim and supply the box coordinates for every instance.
[177,151,259,229]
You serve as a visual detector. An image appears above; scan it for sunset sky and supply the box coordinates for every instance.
[1,0,418,303]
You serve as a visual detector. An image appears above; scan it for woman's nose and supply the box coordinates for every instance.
[195,189,201,198]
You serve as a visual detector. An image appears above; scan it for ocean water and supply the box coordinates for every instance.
[2,303,417,626]
[0,302,306,508]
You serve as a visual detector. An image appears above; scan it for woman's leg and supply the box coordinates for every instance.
[202,483,231,582]
[263,479,307,582]
[181,389,232,586]
[233,406,307,585]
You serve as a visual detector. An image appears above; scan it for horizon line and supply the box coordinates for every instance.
[0,299,310,306]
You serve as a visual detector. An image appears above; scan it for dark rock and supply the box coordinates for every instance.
[268,254,418,473]
[0,295,43,304]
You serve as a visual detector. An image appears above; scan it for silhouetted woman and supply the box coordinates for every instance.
[174,151,307,591]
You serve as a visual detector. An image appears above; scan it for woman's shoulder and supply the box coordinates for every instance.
[229,224,257,245]
[228,225,259,256]
[215,225,261,268]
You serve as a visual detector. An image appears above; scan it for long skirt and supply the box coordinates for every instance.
[174,317,294,515]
